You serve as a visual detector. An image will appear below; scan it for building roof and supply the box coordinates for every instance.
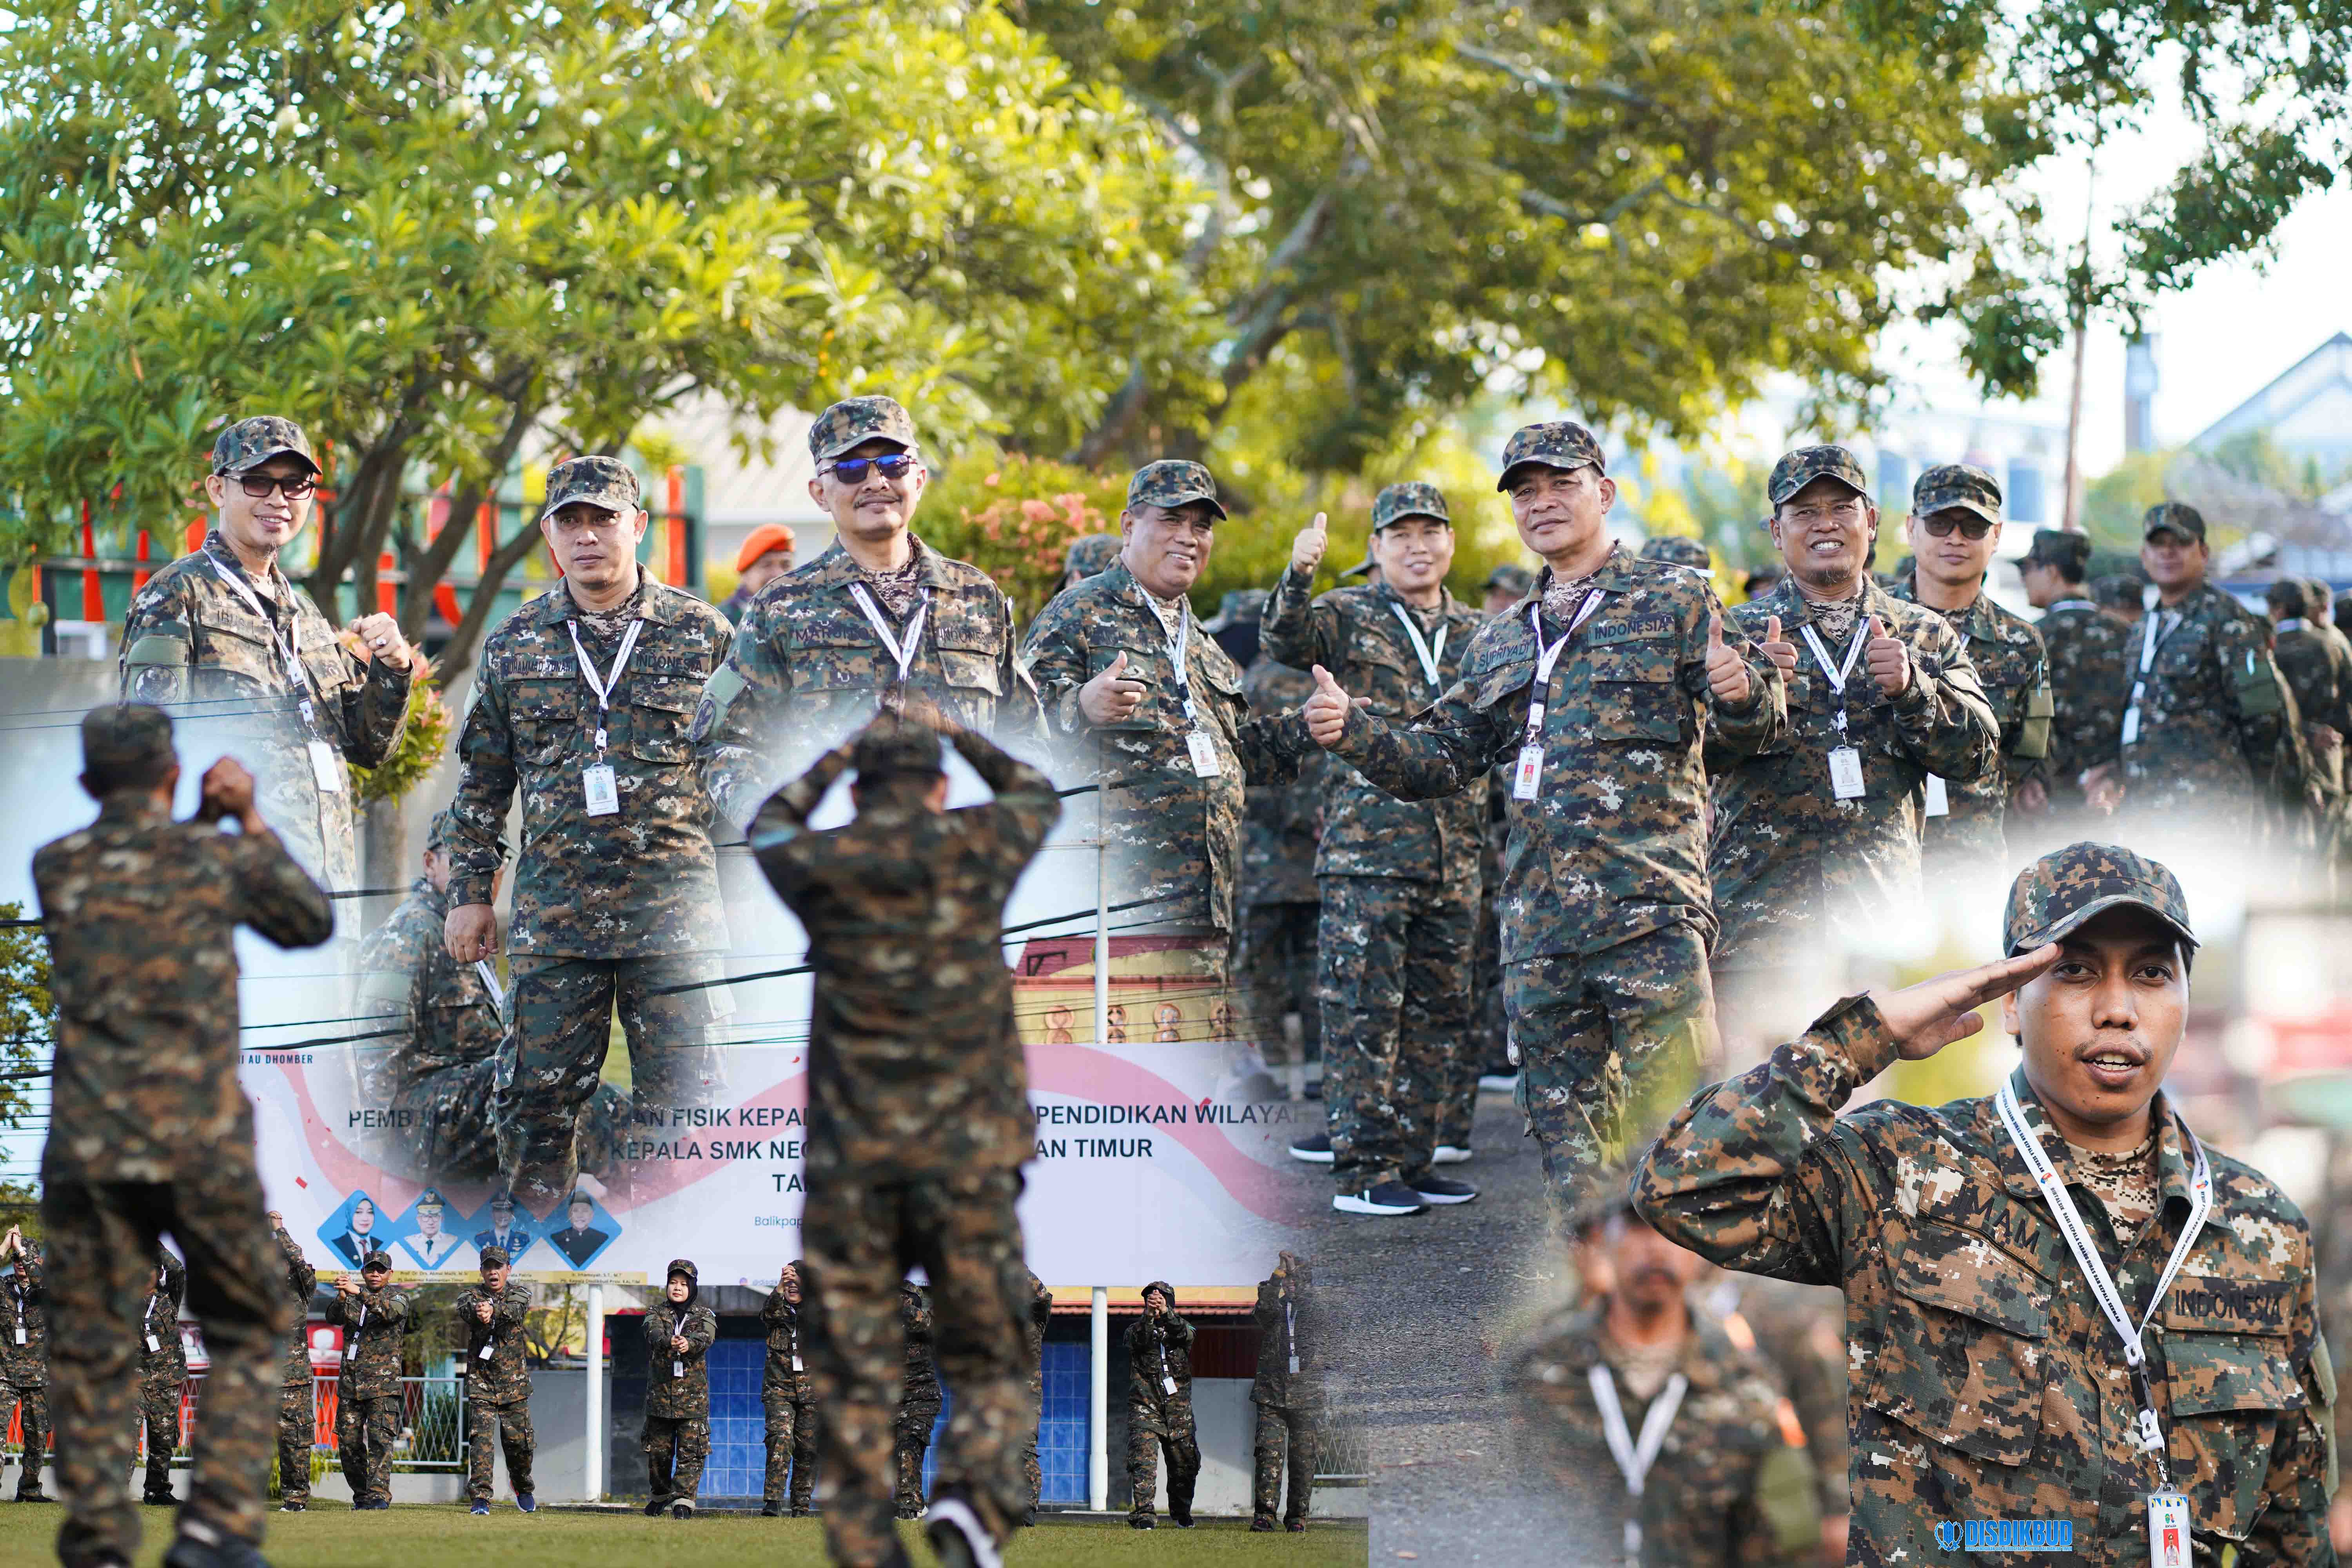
[2187,331,2352,462]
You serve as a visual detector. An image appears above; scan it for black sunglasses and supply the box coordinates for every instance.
[226,472,318,499]
[823,453,918,484]
[1920,514,1994,540]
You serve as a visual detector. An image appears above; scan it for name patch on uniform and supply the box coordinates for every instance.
[2164,1276,2289,1334]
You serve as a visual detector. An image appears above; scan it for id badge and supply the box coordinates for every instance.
[479,1341,495,1361]
[1163,1376,1178,1395]
[2147,1490,2190,1568]
[1512,743,1544,801]
[1922,774,1949,817]
[1185,728,1222,778]
[146,1334,160,1353]
[13,1327,24,1345]
[308,739,344,793]
[791,1355,803,1373]
[673,1359,686,1379]
[583,762,620,816]
[2121,707,2141,748]
[1826,745,1865,800]
[1289,1355,1300,1375]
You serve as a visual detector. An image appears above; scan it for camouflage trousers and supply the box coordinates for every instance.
[803,1165,1031,1568]
[276,1383,315,1504]
[893,1393,941,1517]
[1504,923,1716,1221]
[41,1170,286,1566]
[336,1392,398,1505]
[1471,866,1509,1086]
[382,1053,633,1187]
[1231,900,1321,1068]
[466,1397,535,1502]
[642,1413,709,1507]
[139,1367,184,1496]
[1251,1401,1315,1526]
[1126,1397,1199,1521]
[499,953,730,1207]
[1317,874,1478,1190]
[1,1374,45,1498]
[1022,1371,1044,1514]
[763,1385,817,1511]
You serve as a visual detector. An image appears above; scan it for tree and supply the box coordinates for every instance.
[0,0,1210,682]
[0,904,50,1143]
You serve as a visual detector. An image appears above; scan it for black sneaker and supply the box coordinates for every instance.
[1410,1174,1479,1205]
[1286,1132,1334,1163]
[1333,1181,1427,1216]
[926,1495,1005,1568]
[1250,1517,1279,1532]
[644,1498,667,1517]
[1128,1516,1155,1530]
[278,1502,306,1514]
[759,1503,783,1517]
[1171,1509,1195,1528]
[516,1494,537,1514]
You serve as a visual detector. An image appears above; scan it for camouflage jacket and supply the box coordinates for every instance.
[357,878,505,1099]
[902,1289,939,1401]
[2036,600,2131,808]
[120,530,412,891]
[1239,660,1323,907]
[1710,577,1998,971]
[1261,569,1487,887]
[1711,1273,1850,1517]
[643,1299,719,1419]
[1327,551,1787,963]
[2274,622,2351,800]
[142,1250,188,1377]
[1888,575,2052,860]
[693,536,1044,831]
[1251,1276,1322,1408]
[1022,564,1310,935]
[1637,1005,2336,1565]
[1125,1310,1196,1409]
[1512,1304,1820,1568]
[324,1283,410,1398]
[750,726,1057,1179]
[0,1251,45,1384]
[1025,1272,1054,1380]
[448,577,733,959]
[2112,583,2311,818]
[34,795,334,1185]
[275,1224,319,1387]
[455,1282,533,1404]
[761,1287,812,1399]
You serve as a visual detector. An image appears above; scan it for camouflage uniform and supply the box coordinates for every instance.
[2271,580,2352,820]
[1318,426,1788,1212]
[1250,1261,1321,1530]
[693,398,1043,830]
[0,1244,47,1503]
[1711,1272,1851,1526]
[34,706,333,1564]
[1637,844,2337,1564]
[761,1276,818,1515]
[642,1262,719,1512]
[1263,483,1488,1194]
[895,1284,942,1518]
[1057,533,1123,595]
[1021,462,1310,941]
[2031,535,2130,817]
[447,458,736,1207]
[1124,1288,1200,1524]
[118,419,411,890]
[1512,1300,1820,1567]
[323,1263,408,1506]
[749,714,1058,1564]
[138,1250,189,1502]
[1232,657,1324,1070]
[273,1221,319,1509]
[1022,1271,1053,1515]
[456,1272,535,1503]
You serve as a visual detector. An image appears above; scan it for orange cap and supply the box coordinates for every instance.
[736,524,797,573]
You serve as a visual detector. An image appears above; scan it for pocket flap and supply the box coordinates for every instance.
[1889,1221,2053,1339]
[633,677,702,714]
[938,648,1005,697]
[2163,1331,2303,1417]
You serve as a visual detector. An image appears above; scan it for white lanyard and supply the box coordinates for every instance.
[1521,592,1605,745]
[1388,601,1450,691]
[1285,1300,1298,1374]
[848,581,933,685]
[1798,620,1869,733]
[1589,1364,1688,1566]
[2122,611,2182,749]
[1994,1078,2210,1479]
[566,616,645,754]
[2049,599,2097,613]
[205,554,329,733]
[1159,600,1202,728]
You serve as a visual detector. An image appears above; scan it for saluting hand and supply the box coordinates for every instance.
[1864,616,1911,697]
[1079,651,1148,726]
[1289,512,1329,577]
[1755,615,1797,677]
[1869,944,2062,1061]
[1702,612,1750,704]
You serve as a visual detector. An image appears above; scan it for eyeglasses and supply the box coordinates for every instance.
[1920,514,1995,540]
[227,472,318,500]
[822,453,918,484]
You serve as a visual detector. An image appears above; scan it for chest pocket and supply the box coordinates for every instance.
[1085,642,1162,731]
[299,642,353,704]
[508,678,583,765]
[1352,642,1424,716]
[1463,645,1534,715]
[630,672,702,764]
[2156,1272,2305,1542]
[1863,1219,2053,1465]
[932,599,1006,701]
[1583,628,1685,744]
[2154,627,2210,683]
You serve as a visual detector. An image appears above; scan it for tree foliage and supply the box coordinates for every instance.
[0,903,51,1141]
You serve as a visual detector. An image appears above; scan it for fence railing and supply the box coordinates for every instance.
[123,1373,472,1474]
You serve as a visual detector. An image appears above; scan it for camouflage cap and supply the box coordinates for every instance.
[2024,528,2092,575]
[2003,841,2197,957]
[361,1250,393,1272]
[2091,573,2146,613]
[1142,1279,1176,1305]
[1125,459,1227,521]
[1063,533,1122,580]
[1482,563,1534,596]
[851,711,944,779]
[1372,481,1451,529]
[1495,422,1605,490]
[1213,588,1268,626]
[667,1258,699,1283]
[808,396,920,465]
[425,808,456,854]
[2142,501,2206,543]
[1767,445,1871,506]
[1913,462,2002,526]
[479,1246,510,1268]
[1637,536,1714,575]
[80,704,174,770]
[542,456,641,521]
[211,416,319,477]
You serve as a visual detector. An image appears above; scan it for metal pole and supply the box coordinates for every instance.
[1094,776,1110,1047]
[2060,160,2098,533]
[1089,1286,1109,1512]
[584,1283,605,1501]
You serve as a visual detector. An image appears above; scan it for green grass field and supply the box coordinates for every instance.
[0,1504,1369,1566]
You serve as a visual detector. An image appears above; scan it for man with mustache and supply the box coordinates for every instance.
[1637,842,2337,1563]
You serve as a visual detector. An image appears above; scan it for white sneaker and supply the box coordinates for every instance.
[1333,1181,1428,1217]
[1433,1145,1473,1164]
[925,1497,1004,1568]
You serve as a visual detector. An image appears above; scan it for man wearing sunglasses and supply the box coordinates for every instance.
[693,397,1043,831]
[1886,464,2053,864]
[118,417,415,890]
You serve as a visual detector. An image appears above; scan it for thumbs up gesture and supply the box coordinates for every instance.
[1864,615,1911,696]
[1304,664,1359,749]
[1290,512,1330,577]
[1079,649,1149,726]
[1703,611,1750,704]
[1755,615,1797,676]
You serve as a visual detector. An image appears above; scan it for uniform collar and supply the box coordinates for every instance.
[1993,1064,2196,1216]
[1372,577,1472,626]
[94,793,174,829]
[801,533,951,590]
[1763,572,1894,633]
[1554,1300,1734,1394]
[532,569,683,627]
[201,528,294,607]
[1528,543,1637,604]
